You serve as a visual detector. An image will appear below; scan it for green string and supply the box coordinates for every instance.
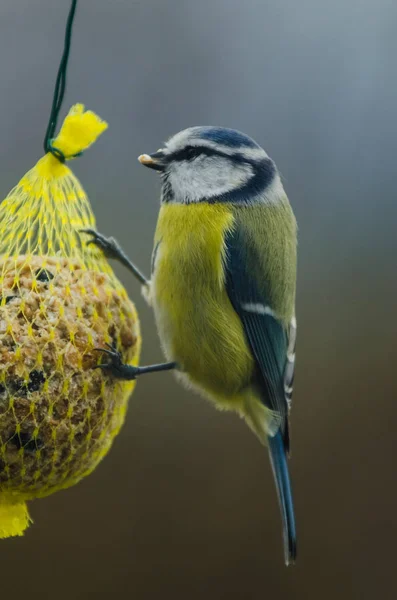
[43,0,78,162]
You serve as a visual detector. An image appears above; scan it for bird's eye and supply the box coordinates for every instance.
[169,145,203,163]
[183,146,199,160]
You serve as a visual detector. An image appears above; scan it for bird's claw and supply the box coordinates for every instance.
[93,345,139,380]
[80,228,122,260]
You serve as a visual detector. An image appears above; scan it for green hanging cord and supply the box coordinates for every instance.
[43,0,79,162]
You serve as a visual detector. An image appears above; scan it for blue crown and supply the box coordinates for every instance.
[197,127,259,149]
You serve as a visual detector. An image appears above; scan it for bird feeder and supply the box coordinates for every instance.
[0,104,141,537]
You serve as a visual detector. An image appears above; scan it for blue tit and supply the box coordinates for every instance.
[84,126,297,565]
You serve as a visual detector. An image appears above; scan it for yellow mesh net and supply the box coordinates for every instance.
[0,104,141,538]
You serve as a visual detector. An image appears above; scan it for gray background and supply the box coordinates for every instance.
[0,1,396,598]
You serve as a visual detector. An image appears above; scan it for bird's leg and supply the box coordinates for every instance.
[83,232,168,380]
[80,228,148,286]
[94,345,177,381]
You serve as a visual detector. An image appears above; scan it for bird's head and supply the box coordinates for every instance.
[138,126,284,205]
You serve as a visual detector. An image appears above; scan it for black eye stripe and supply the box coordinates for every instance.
[169,145,267,165]
[169,145,210,162]
[184,146,201,159]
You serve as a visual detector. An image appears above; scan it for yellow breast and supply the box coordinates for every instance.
[151,203,254,398]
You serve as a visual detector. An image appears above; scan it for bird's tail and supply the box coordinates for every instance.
[268,430,297,566]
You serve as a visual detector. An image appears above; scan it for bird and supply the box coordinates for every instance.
[82,125,298,565]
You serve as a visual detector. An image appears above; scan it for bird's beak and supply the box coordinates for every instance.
[138,150,165,172]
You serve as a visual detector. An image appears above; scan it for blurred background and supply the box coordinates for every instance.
[1,0,396,598]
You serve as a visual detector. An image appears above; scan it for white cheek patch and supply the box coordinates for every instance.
[168,157,253,203]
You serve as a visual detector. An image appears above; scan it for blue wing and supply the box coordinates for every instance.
[225,224,297,565]
[224,225,294,450]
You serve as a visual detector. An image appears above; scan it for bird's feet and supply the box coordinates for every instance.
[80,228,149,285]
[80,228,125,262]
[93,344,139,381]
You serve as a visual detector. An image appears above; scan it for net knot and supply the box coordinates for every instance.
[46,104,108,162]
